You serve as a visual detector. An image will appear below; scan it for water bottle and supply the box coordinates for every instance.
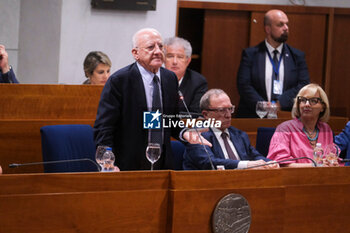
[313,143,324,167]
[101,147,115,172]
[267,101,278,119]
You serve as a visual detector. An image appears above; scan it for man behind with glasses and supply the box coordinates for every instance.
[183,89,278,170]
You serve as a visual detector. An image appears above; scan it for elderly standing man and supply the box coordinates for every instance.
[184,89,279,170]
[94,28,210,171]
[236,9,310,118]
[164,37,208,114]
[0,44,19,83]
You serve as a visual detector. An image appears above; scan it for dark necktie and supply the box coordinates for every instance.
[221,132,238,160]
[150,75,162,145]
[271,49,279,101]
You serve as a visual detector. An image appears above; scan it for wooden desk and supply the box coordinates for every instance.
[1,168,350,233]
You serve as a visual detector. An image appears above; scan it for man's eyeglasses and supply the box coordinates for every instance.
[165,53,187,61]
[206,106,235,115]
[297,96,323,106]
[137,43,164,52]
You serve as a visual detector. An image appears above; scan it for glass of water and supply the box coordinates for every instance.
[325,143,340,165]
[256,101,268,119]
[146,143,161,171]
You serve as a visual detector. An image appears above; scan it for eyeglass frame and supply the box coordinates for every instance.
[205,105,235,115]
[165,53,188,61]
[297,96,323,106]
[136,42,164,52]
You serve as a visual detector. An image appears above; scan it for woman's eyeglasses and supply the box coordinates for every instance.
[297,96,323,106]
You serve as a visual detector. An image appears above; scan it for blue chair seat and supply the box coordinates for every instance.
[255,127,276,157]
[40,124,98,173]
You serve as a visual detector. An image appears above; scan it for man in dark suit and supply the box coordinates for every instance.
[164,37,208,114]
[236,9,310,118]
[184,89,278,170]
[94,28,210,171]
[0,44,19,83]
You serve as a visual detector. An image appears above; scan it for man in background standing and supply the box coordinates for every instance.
[236,9,309,117]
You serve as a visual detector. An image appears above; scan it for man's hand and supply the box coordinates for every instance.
[0,45,10,73]
[183,128,212,147]
[247,160,280,169]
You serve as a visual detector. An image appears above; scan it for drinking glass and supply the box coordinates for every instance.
[95,145,108,171]
[146,143,161,171]
[325,143,340,165]
[256,101,268,119]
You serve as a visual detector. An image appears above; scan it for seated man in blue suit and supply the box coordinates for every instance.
[236,9,309,117]
[164,37,208,115]
[184,89,279,170]
[335,121,350,166]
[0,44,19,83]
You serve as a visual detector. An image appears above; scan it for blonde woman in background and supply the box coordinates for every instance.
[83,51,112,85]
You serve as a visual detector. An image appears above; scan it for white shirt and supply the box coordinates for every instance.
[211,127,248,169]
[265,40,285,102]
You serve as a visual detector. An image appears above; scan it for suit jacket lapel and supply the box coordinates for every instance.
[208,129,226,159]
[179,70,190,104]
[282,44,293,91]
[258,42,267,99]
[131,63,148,109]
[228,127,245,160]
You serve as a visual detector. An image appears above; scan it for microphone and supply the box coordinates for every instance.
[178,90,215,170]
[340,158,350,163]
[245,156,317,169]
[9,158,101,171]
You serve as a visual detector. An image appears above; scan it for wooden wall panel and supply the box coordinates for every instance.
[330,15,350,117]
[201,10,250,108]
[0,84,103,119]
[250,11,327,86]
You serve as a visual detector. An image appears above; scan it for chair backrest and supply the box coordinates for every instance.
[40,124,98,173]
[171,140,185,170]
[255,127,276,157]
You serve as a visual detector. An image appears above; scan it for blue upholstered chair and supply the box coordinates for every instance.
[40,124,99,173]
[255,127,276,157]
[171,140,185,170]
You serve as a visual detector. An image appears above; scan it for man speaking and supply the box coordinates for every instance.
[94,28,209,171]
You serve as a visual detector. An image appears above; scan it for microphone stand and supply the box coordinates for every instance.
[244,156,317,169]
[9,158,101,172]
[178,91,215,170]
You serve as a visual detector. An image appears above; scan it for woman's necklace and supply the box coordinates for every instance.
[302,127,319,146]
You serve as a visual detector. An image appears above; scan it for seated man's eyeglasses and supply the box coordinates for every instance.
[297,96,323,106]
[206,106,235,115]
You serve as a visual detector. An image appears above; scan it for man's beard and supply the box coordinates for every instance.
[273,32,288,43]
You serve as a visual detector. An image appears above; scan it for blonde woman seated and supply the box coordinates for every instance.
[267,84,336,167]
[83,51,112,85]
